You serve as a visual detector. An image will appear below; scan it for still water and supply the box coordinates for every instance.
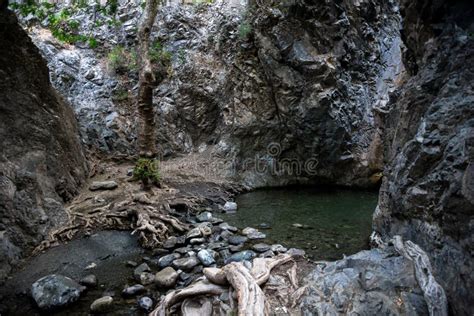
[221,187,379,261]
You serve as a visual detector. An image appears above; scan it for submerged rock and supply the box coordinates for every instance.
[133,263,151,280]
[90,296,114,313]
[31,274,86,310]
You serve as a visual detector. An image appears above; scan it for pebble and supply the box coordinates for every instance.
[219,222,238,232]
[190,237,206,245]
[229,244,243,252]
[172,256,200,271]
[133,263,151,280]
[287,248,306,257]
[175,247,192,255]
[248,231,266,240]
[138,296,153,311]
[126,260,138,267]
[90,296,114,313]
[259,250,275,258]
[225,250,256,264]
[258,223,271,229]
[89,180,118,191]
[252,243,271,253]
[139,272,155,285]
[155,267,179,288]
[163,236,178,249]
[80,274,98,287]
[223,201,237,212]
[197,249,215,266]
[271,244,288,253]
[186,227,202,240]
[122,284,146,297]
[196,211,213,222]
[158,253,181,269]
[228,235,248,245]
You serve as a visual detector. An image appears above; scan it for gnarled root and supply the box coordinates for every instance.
[150,254,294,316]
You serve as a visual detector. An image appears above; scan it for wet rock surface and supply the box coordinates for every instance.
[0,7,87,281]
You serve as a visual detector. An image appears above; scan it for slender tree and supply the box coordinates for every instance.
[137,0,160,157]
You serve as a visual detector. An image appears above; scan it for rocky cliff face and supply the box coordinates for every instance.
[374,0,474,314]
[0,6,87,281]
[24,0,403,188]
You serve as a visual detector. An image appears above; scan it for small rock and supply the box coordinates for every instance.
[196,211,213,222]
[133,263,151,280]
[292,223,304,228]
[126,260,138,267]
[219,249,232,262]
[158,253,180,269]
[243,227,266,240]
[152,248,170,256]
[139,272,155,285]
[271,244,288,253]
[90,296,114,313]
[172,256,200,271]
[163,236,178,249]
[138,296,153,311]
[252,243,271,253]
[89,181,118,191]
[175,247,192,255]
[287,248,306,257]
[190,237,206,245]
[223,201,237,212]
[219,222,238,232]
[31,274,86,310]
[122,284,146,297]
[155,267,179,288]
[80,274,98,287]
[229,244,243,252]
[85,262,97,270]
[208,242,226,251]
[258,223,271,229]
[228,235,248,245]
[186,227,202,240]
[259,250,275,258]
[197,249,215,266]
[225,250,256,264]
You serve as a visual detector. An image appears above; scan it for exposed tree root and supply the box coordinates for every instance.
[33,194,189,254]
[150,254,295,316]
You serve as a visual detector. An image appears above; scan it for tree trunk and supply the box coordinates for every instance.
[137,0,160,157]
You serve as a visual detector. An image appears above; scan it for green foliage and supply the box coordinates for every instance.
[107,45,136,73]
[112,88,129,101]
[238,21,252,39]
[48,8,85,44]
[133,158,161,185]
[88,37,99,48]
[150,41,172,64]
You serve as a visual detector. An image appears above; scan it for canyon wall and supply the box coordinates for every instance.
[0,3,87,281]
[24,0,403,188]
[374,0,474,314]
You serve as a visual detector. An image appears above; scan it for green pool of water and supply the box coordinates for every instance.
[221,187,379,261]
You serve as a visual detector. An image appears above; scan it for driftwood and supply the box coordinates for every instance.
[149,280,227,316]
[223,262,267,316]
[181,297,213,316]
[150,254,294,316]
[393,235,448,316]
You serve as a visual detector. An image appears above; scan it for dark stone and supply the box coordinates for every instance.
[122,284,146,297]
[31,274,86,310]
[225,250,256,264]
[172,256,199,271]
[228,235,248,245]
[80,274,98,287]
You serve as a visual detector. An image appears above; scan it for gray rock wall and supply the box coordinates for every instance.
[0,6,87,281]
[374,0,474,314]
[24,0,403,188]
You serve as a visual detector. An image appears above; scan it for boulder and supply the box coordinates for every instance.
[31,274,86,310]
